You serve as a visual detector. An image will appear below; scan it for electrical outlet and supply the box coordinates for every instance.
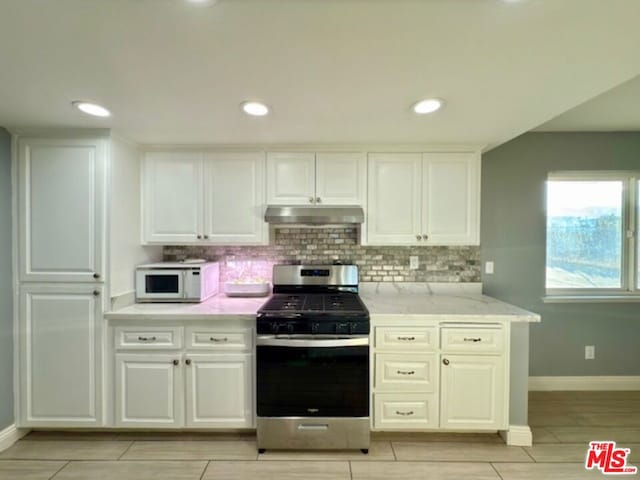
[485,261,494,275]
[409,256,419,270]
[585,345,595,360]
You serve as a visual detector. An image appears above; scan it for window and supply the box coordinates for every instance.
[545,172,639,297]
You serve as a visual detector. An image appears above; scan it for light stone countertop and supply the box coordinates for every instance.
[359,283,540,323]
[105,282,540,323]
[104,293,269,321]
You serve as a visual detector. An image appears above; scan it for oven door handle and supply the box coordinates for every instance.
[256,335,369,348]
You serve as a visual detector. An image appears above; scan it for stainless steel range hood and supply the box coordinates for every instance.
[264,205,365,225]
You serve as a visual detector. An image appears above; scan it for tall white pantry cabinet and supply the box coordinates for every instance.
[16,136,108,427]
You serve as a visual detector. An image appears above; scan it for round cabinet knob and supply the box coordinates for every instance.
[196,235,202,239]
[309,197,315,203]
[185,359,192,366]
[172,359,180,366]
[204,235,209,239]
[416,235,422,241]
[316,197,321,203]
[93,290,100,296]
[423,234,428,240]
[442,358,450,366]
[93,273,100,279]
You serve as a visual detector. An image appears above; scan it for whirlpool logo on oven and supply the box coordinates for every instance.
[585,441,638,475]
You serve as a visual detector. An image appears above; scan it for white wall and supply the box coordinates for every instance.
[109,135,161,299]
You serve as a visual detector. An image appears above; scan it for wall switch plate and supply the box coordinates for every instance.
[409,256,419,270]
[585,345,595,360]
[485,261,494,275]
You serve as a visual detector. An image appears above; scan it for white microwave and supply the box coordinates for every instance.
[135,262,219,303]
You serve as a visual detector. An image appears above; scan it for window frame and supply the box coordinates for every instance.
[544,170,639,300]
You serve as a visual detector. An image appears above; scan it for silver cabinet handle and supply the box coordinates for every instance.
[138,336,157,342]
[442,358,450,366]
[397,370,415,375]
[316,197,321,203]
[416,235,422,241]
[210,337,228,342]
[309,197,315,203]
[464,337,482,342]
[397,336,415,341]
[395,410,414,416]
[172,359,179,366]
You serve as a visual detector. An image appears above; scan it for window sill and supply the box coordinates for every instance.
[542,295,640,304]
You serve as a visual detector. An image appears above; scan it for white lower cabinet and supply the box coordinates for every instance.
[185,354,252,427]
[19,284,103,427]
[112,322,254,429]
[439,355,506,430]
[115,354,183,427]
[372,321,508,432]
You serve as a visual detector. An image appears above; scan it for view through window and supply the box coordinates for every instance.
[546,174,638,294]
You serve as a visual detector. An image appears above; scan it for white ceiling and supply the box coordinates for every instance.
[536,74,640,132]
[1,0,640,149]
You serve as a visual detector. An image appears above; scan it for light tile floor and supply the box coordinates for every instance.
[2,391,639,479]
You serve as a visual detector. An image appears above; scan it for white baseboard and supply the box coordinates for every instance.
[0,424,29,452]
[500,425,532,447]
[529,376,640,391]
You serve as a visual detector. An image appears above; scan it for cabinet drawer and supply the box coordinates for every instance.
[375,353,437,392]
[441,327,504,353]
[374,393,438,430]
[375,327,436,351]
[115,326,183,350]
[185,327,252,351]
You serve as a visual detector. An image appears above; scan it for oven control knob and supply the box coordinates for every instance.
[311,322,320,334]
[270,322,280,334]
[285,323,295,334]
[349,323,358,334]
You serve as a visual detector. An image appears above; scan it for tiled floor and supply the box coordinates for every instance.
[2,391,639,479]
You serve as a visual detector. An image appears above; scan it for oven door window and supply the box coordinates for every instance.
[257,345,369,417]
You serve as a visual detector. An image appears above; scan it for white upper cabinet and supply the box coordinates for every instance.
[142,151,265,245]
[266,152,365,205]
[143,151,204,244]
[367,151,480,245]
[203,153,265,244]
[18,137,107,282]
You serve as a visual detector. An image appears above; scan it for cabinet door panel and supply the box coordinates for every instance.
[115,354,182,427]
[367,153,422,244]
[440,355,506,430]
[315,152,365,205]
[19,138,106,282]
[19,284,102,426]
[143,152,203,243]
[204,153,265,244]
[422,152,479,245]
[185,354,253,428]
[266,152,315,204]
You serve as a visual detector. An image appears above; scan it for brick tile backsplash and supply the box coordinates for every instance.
[163,227,480,283]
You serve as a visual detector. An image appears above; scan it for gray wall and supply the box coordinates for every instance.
[0,127,13,429]
[482,132,640,377]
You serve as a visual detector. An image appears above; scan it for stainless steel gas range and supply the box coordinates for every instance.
[256,264,370,453]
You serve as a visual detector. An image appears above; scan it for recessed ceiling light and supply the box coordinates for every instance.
[72,101,111,117]
[412,98,443,115]
[241,101,270,116]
